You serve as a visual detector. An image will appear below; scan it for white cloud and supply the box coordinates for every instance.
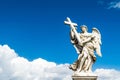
[95,69,120,80]
[108,1,120,9]
[0,44,120,80]
[0,45,72,80]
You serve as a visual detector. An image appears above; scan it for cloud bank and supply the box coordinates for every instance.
[95,69,120,80]
[0,45,72,80]
[0,45,120,80]
[108,1,120,9]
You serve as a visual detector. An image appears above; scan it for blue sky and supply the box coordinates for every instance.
[0,0,120,70]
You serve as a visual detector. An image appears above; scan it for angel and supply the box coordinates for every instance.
[64,17,102,74]
[69,26,102,73]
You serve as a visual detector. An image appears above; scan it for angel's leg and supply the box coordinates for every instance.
[77,48,88,72]
[84,55,91,72]
[88,61,93,72]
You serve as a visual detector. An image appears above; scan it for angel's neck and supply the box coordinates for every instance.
[83,31,87,33]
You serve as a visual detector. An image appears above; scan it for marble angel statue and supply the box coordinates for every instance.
[64,17,102,75]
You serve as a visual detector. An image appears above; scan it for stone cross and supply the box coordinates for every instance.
[64,17,78,27]
[64,17,81,44]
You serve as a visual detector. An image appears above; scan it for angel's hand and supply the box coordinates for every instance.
[79,42,83,46]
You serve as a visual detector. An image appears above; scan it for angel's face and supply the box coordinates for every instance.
[81,27,87,32]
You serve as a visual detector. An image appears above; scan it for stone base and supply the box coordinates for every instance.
[72,76,97,80]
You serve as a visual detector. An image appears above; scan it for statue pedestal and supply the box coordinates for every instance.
[72,72,97,80]
[72,76,97,80]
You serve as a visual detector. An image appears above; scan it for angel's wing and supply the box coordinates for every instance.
[92,28,102,57]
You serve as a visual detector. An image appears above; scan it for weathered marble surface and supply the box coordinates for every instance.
[64,17,102,79]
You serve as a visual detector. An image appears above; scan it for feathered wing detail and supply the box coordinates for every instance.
[92,28,102,57]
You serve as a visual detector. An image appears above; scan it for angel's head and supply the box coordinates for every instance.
[80,25,88,33]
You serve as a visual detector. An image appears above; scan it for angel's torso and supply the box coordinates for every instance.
[79,32,94,48]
